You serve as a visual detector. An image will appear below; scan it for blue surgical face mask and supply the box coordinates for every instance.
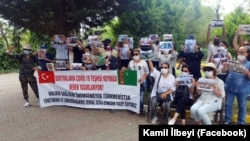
[23,50,30,55]
[86,64,92,69]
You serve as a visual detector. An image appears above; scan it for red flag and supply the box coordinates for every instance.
[38,71,55,84]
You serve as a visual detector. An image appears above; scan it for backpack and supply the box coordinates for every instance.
[173,85,190,104]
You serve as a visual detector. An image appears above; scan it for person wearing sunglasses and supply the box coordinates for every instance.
[147,58,176,124]
[222,46,250,125]
[121,48,149,117]
[190,62,225,125]
[168,65,196,125]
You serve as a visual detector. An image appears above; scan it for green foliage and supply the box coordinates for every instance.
[224,6,250,48]
[0,53,19,74]
[0,0,130,35]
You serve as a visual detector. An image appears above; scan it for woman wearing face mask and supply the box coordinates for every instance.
[121,48,149,117]
[222,46,250,125]
[190,62,225,125]
[147,59,176,124]
[82,60,96,70]
[7,44,40,107]
[168,65,196,125]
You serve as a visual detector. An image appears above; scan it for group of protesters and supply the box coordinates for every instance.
[6,27,250,125]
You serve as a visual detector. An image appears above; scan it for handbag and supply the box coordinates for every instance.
[156,74,171,102]
[173,85,190,104]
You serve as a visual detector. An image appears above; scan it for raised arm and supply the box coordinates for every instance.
[233,29,240,52]
[206,24,211,46]
[147,59,155,72]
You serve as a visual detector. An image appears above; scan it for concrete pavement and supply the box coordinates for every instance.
[0,72,249,141]
[0,73,150,141]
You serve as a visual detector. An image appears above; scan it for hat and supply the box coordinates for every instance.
[40,44,47,49]
[23,44,31,50]
[202,62,217,75]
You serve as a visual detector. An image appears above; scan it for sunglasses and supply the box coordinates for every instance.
[133,54,139,56]
[86,63,92,65]
[243,44,249,46]
[182,70,188,72]
[161,67,168,69]
[204,67,213,71]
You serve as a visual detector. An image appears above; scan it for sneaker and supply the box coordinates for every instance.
[24,102,30,108]
[168,118,176,125]
[151,116,158,124]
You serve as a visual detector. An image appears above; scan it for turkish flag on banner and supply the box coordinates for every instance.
[38,71,55,84]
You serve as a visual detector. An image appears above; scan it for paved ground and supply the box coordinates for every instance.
[0,73,247,141]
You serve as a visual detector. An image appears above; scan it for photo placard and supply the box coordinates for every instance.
[213,47,227,58]
[159,41,173,51]
[238,24,250,35]
[211,20,224,27]
[128,37,134,49]
[72,63,82,70]
[55,60,67,70]
[38,49,47,60]
[53,35,65,44]
[67,37,78,46]
[163,34,172,40]
[184,39,196,53]
[46,63,55,71]
[140,38,151,46]
[197,78,216,91]
[176,74,193,85]
[118,34,128,42]
[149,34,158,41]
[227,60,246,74]
[87,35,98,45]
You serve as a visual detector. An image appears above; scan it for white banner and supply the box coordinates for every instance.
[36,70,140,113]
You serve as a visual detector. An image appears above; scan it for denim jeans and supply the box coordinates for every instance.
[225,90,249,125]
[140,83,145,111]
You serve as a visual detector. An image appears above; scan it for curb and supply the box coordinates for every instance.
[144,105,250,124]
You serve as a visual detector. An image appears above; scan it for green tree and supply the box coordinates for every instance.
[0,0,130,36]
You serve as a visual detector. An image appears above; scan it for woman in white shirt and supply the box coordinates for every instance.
[147,59,176,124]
[190,63,225,125]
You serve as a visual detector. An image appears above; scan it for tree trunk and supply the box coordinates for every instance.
[0,23,10,49]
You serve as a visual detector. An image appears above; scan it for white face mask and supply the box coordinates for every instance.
[205,71,213,77]
[123,44,129,48]
[105,51,111,57]
[85,52,90,56]
[133,55,140,60]
[182,72,188,75]
[161,68,168,74]
[23,50,30,55]
[237,55,246,61]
